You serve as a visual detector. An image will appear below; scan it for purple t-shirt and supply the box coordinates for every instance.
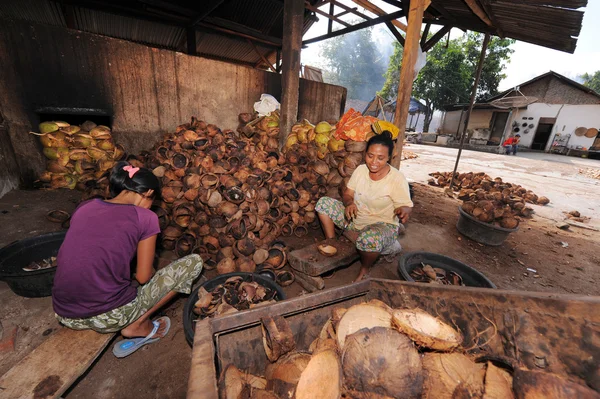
[52,199,160,319]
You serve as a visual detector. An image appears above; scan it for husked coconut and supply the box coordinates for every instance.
[483,362,514,399]
[342,327,423,399]
[336,302,392,349]
[391,308,462,351]
[422,353,486,399]
[295,349,342,399]
[261,316,296,362]
[513,368,600,399]
[265,351,311,398]
[309,337,339,354]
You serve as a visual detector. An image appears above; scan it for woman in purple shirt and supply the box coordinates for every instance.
[52,162,203,358]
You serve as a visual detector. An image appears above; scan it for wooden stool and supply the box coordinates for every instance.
[288,238,359,292]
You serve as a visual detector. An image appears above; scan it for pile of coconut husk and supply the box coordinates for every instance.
[31,121,125,190]
[428,171,551,229]
[218,300,600,399]
[578,167,600,180]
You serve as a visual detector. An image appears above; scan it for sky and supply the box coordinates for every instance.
[300,1,599,93]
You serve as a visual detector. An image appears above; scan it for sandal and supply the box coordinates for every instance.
[112,316,171,358]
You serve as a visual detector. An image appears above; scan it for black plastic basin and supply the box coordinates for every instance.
[0,231,66,297]
[183,272,286,346]
[456,206,518,246]
[398,251,496,288]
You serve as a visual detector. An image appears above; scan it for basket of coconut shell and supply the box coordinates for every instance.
[183,272,286,346]
[398,251,496,288]
[187,278,600,399]
[457,205,519,246]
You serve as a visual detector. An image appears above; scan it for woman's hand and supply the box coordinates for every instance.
[345,203,358,221]
[394,206,412,224]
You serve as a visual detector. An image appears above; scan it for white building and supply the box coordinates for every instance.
[439,72,600,157]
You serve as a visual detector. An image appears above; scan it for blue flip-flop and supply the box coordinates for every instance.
[112,316,171,358]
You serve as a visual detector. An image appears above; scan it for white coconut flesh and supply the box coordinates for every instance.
[391,309,462,350]
[336,303,392,349]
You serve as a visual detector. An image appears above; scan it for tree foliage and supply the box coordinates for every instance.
[379,32,514,132]
[579,71,600,94]
[319,27,387,101]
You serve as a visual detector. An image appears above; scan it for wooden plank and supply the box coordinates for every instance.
[422,25,452,52]
[247,39,277,72]
[293,269,326,292]
[0,328,114,399]
[391,0,427,168]
[305,2,351,28]
[187,320,218,399]
[351,0,407,31]
[279,0,304,148]
[288,238,359,276]
[463,0,493,27]
[385,21,405,47]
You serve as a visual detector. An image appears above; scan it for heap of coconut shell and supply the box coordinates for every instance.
[32,121,125,191]
[218,301,600,399]
[428,171,550,229]
[121,115,344,274]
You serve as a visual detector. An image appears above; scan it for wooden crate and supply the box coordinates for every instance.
[187,279,600,398]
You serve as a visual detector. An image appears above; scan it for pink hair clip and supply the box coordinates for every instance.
[123,165,140,178]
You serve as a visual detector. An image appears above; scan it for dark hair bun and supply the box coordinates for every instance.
[109,161,161,198]
[366,130,395,159]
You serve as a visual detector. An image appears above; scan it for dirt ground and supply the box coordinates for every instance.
[1,177,599,397]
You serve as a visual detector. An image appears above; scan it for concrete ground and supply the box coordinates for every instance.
[401,144,600,228]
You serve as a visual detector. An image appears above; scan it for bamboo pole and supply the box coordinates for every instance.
[448,33,491,191]
[391,0,427,168]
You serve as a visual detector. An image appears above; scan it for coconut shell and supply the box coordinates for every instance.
[265,351,312,399]
[317,244,337,257]
[513,368,600,399]
[345,140,367,153]
[336,302,392,349]
[536,196,550,206]
[391,308,462,351]
[342,327,423,399]
[483,362,514,399]
[261,316,296,362]
[217,258,236,275]
[249,390,279,399]
[236,257,256,273]
[422,353,486,399]
[500,217,519,229]
[295,349,342,399]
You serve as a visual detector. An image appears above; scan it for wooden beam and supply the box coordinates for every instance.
[188,0,225,26]
[428,2,456,22]
[303,10,404,45]
[479,0,504,37]
[385,21,405,47]
[328,1,334,33]
[391,0,428,168]
[448,33,490,190]
[330,0,371,21]
[186,28,197,55]
[202,16,282,47]
[305,2,351,27]
[463,0,493,27]
[248,39,277,73]
[420,22,431,48]
[422,25,451,51]
[351,0,407,32]
[276,49,281,73]
[280,0,304,148]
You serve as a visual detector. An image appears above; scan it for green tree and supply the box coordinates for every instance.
[319,27,387,101]
[379,33,514,132]
[579,71,600,94]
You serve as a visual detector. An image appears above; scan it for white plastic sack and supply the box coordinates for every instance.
[254,94,280,117]
[413,48,427,81]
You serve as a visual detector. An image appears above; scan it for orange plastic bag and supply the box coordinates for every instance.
[335,109,377,142]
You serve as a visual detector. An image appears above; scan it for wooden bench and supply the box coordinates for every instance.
[0,328,114,399]
[288,237,359,291]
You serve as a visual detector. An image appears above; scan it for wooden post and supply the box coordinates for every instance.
[448,33,490,191]
[186,28,197,55]
[391,0,427,168]
[279,0,304,148]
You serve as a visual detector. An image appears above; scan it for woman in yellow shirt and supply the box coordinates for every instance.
[315,131,413,282]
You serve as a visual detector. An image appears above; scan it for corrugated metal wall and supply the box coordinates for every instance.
[0,20,346,189]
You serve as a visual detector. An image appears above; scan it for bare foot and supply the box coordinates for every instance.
[352,268,369,283]
[121,317,169,339]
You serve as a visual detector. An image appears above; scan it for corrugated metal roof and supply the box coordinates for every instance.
[0,0,65,27]
[71,7,185,49]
